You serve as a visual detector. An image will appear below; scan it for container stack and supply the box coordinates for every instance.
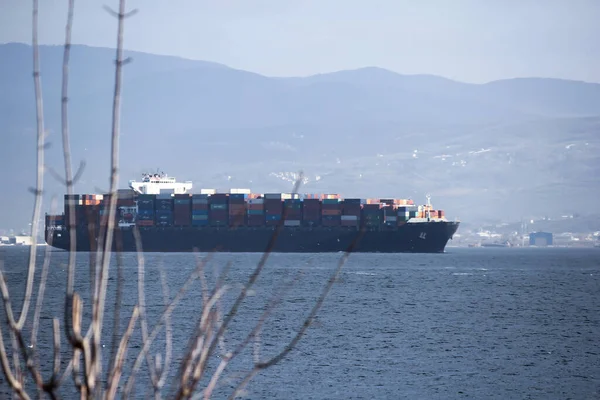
[247,198,265,226]
[173,194,191,226]
[362,203,382,227]
[382,206,397,226]
[209,193,228,227]
[191,194,209,226]
[136,194,155,226]
[341,198,361,227]
[155,194,173,226]
[302,199,321,226]
[283,199,302,227]
[264,194,282,226]
[229,194,246,227]
[321,198,341,227]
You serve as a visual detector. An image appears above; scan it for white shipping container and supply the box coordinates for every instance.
[230,188,251,194]
[341,215,358,221]
[284,220,301,227]
[281,193,300,200]
[200,189,217,195]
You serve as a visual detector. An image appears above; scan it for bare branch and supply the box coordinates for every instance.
[122,253,215,398]
[181,172,305,396]
[0,315,29,399]
[156,267,173,390]
[45,161,86,187]
[106,306,140,399]
[91,0,131,390]
[132,226,159,388]
[17,0,46,333]
[31,196,58,351]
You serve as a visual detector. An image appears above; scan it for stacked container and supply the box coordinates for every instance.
[155,194,173,226]
[247,198,265,226]
[264,193,282,226]
[396,205,418,225]
[209,193,228,227]
[191,194,209,226]
[283,199,302,227]
[173,194,191,226]
[229,194,246,227]
[382,205,397,226]
[362,203,382,227]
[136,194,155,226]
[341,198,361,227]
[302,199,321,226]
[321,198,341,227]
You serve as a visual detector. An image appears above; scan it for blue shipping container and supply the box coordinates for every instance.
[247,209,264,215]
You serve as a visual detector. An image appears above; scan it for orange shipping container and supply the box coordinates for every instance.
[322,209,342,216]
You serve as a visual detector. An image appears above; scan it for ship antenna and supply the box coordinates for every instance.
[426,193,431,220]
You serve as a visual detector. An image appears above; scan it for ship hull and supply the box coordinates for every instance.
[46,221,459,253]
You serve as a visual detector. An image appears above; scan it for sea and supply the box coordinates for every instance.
[0,246,599,399]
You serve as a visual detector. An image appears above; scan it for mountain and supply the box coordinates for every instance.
[1,42,599,232]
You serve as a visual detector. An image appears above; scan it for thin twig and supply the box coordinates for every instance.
[31,196,58,352]
[132,226,159,388]
[106,305,140,399]
[179,173,304,397]
[202,270,304,400]
[156,267,173,391]
[17,0,45,333]
[229,229,365,399]
[91,0,131,391]
[122,253,215,399]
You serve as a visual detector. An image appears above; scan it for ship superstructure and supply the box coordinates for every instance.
[129,172,192,195]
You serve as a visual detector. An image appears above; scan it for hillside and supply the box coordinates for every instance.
[1,43,599,231]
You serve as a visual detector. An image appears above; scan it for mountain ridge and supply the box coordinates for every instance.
[1,43,599,232]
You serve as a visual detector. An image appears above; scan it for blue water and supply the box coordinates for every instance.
[0,247,599,399]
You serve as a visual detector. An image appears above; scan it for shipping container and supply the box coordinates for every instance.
[247,214,264,226]
[322,199,340,205]
[229,193,246,200]
[136,220,154,227]
[284,220,301,227]
[281,193,300,200]
[155,210,173,226]
[321,215,341,227]
[264,193,282,200]
[200,189,216,195]
[344,198,361,204]
[230,188,251,194]
[341,219,358,227]
[322,209,341,216]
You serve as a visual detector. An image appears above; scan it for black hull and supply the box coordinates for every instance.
[46,222,459,253]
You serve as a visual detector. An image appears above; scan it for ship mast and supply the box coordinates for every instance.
[426,193,431,220]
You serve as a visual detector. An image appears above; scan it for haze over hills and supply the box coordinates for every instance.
[1,43,599,232]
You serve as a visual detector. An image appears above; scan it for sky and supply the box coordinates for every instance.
[1,0,599,83]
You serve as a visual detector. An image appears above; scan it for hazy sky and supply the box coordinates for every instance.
[1,0,599,83]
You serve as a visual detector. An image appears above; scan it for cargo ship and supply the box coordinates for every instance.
[44,173,460,253]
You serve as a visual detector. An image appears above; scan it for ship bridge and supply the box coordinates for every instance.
[129,172,192,194]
